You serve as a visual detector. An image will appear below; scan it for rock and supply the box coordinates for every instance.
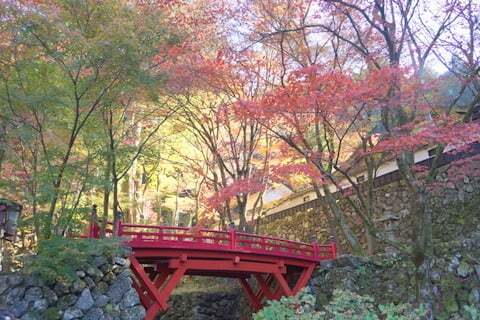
[6,286,25,304]
[20,313,40,320]
[93,256,108,268]
[57,294,77,309]
[11,300,29,317]
[103,272,116,283]
[94,294,110,307]
[32,298,48,312]
[24,287,43,302]
[448,255,461,272]
[54,282,71,295]
[72,280,86,293]
[0,275,10,295]
[75,288,94,311]
[469,288,480,305]
[443,292,459,314]
[107,276,131,303]
[84,276,95,289]
[43,286,59,304]
[120,288,140,310]
[120,305,145,320]
[25,276,43,288]
[43,307,62,320]
[76,271,86,278]
[475,264,480,280]
[8,274,24,287]
[62,307,83,320]
[86,267,104,280]
[83,307,104,320]
[457,261,474,278]
[114,257,129,267]
[465,184,474,193]
[95,281,109,294]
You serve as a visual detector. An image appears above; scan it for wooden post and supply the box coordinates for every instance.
[229,228,236,249]
[114,211,123,237]
[312,241,319,260]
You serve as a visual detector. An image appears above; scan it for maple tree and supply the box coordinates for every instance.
[0,0,179,238]
[0,1,478,313]
[224,0,480,309]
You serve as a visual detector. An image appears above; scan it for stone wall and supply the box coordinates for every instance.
[0,254,144,320]
[158,291,248,320]
[258,167,480,253]
[308,232,480,319]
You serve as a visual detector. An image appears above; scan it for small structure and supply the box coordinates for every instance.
[0,199,22,272]
[0,199,22,242]
[376,210,400,255]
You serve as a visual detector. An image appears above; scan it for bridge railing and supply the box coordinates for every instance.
[101,222,336,261]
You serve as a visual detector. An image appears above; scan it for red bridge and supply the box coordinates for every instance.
[90,221,336,320]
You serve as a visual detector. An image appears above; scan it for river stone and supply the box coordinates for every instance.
[75,288,94,311]
[6,286,25,304]
[84,276,96,289]
[469,288,480,304]
[32,298,48,312]
[94,294,110,307]
[114,257,129,267]
[20,313,40,320]
[24,287,43,302]
[120,288,140,310]
[72,280,86,293]
[93,256,108,268]
[54,282,71,295]
[43,286,58,304]
[120,305,145,320]
[475,265,480,280]
[457,261,474,278]
[107,276,131,303]
[63,307,83,320]
[57,294,77,309]
[83,307,104,320]
[0,276,9,295]
[86,267,104,280]
[96,281,109,294]
[11,300,29,317]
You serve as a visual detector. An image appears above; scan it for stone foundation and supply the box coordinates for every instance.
[309,232,480,319]
[0,254,144,320]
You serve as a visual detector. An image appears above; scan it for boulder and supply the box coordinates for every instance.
[75,288,94,311]
[63,307,83,320]
[120,288,140,310]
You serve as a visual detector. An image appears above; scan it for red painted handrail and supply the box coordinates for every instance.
[97,221,336,262]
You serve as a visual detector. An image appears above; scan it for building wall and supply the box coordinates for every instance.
[257,163,480,253]
[253,146,436,218]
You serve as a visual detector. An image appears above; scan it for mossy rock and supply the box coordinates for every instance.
[457,261,474,278]
[440,273,463,291]
[456,289,471,306]
[42,307,61,320]
[443,292,459,314]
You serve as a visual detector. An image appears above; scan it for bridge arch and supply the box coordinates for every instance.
[89,222,336,320]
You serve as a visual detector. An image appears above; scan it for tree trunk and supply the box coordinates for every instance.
[101,151,112,236]
[112,177,120,234]
[321,187,364,255]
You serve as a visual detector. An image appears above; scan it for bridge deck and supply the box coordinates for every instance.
[117,223,335,262]
[92,221,336,320]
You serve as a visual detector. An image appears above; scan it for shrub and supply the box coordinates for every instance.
[253,289,321,320]
[253,289,427,320]
[24,237,123,284]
